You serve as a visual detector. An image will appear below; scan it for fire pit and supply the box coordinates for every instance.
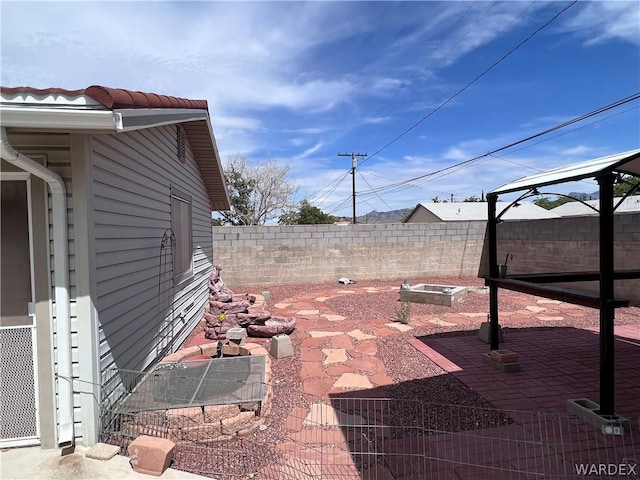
[400,284,468,307]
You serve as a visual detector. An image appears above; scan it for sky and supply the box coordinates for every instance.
[2,1,640,218]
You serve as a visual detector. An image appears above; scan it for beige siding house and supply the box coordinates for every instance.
[0,86,230,449]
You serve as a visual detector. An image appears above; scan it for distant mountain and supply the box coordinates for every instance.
[356,208,412,224]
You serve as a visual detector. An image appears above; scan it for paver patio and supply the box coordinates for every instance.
[180,280,640,478]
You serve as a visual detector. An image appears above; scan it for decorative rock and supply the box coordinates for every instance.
[248,318,297,337]
[236,312,272,326]
[226,327,248,345]
[209,300,251,315]
[270,334,295,359]
[127,435,175,476]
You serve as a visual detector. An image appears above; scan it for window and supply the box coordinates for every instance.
[171,187,193,284]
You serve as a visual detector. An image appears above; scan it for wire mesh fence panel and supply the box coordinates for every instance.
[100,388,638,479]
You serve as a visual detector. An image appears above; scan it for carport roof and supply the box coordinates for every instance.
[491,149,640,195]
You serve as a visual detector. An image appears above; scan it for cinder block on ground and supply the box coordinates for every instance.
[85,443,120,460]
[270,334,294,359]
[127,435,175,476]
[490,349,518,364]
[481,353,520,373]
[226,327,247,345]
[478,322,504,344]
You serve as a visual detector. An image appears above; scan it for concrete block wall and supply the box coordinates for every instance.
[212,221,487,286]
[496,212,639,304]
[211,212,638,304]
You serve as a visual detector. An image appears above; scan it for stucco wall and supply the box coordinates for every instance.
[212,213,639,305]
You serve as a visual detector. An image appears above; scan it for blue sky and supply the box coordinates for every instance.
[2,1,639,217]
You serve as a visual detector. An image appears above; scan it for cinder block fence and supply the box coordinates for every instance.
[211,212,639,304]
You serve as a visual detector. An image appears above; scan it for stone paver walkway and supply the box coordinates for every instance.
[181,283,640,479]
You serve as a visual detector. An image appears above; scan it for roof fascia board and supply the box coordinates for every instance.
[0,106,117,131]
[115,108,209,132]
[199,116,231,208]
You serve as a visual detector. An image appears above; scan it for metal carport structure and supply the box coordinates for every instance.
[485,148,640,418]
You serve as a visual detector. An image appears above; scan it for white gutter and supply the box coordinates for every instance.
[0,127,75,448]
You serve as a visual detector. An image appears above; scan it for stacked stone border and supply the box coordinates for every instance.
[120,342,273,445]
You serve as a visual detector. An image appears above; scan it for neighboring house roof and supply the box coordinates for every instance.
[551,195,640,217]
[407,201,559,222]
[0,85,230,210]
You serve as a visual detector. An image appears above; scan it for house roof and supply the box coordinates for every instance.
[410,201,558,221]
[491,149,640,195]
[1,85,229,210]
[551,195,640,216]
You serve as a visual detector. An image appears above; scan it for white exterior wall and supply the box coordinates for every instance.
[91,125,214,380]
[2,132,83,445]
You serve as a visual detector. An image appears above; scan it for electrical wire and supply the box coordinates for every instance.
[355,92,640,197]
[346,0,483,151]
[360,0,578,166]
[358,170,394,211]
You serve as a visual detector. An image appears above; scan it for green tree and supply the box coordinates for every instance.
[463,195,482,202]
[534,196,572,210]
[614,175,640,196]
[279,199,335,225]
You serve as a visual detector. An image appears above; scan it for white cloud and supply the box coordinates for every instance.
[295,142,325,160]
[561,2,640,46]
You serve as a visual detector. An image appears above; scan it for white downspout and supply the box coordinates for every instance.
[1,127,75,448]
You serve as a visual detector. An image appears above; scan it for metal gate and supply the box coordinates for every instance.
[0,176,40,447]
[0,326,40,447]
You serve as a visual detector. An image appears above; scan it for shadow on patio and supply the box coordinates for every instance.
[324,326,640,479]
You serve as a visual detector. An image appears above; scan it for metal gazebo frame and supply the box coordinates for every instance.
[485,148,640,417]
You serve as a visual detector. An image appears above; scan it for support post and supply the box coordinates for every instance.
[598,172,616,416]
[487,194,500,350]
[337,152,367,224]
[351,155,357,224]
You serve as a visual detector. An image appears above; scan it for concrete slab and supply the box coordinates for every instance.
[536,316,565,322]
[385,322,412,332]
[297,309,320,316]
[526,306,546,313]
[85,443,120,461]
[322,348,348,365]
[332,373,373,389]
[321,314,345,322]
[429,318,457,327]
[346,329,376,340]
[304,402,366,427]
[0,445,207,480]
[309,331,343,338]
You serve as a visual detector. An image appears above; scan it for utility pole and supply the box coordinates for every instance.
[338,152,367,224]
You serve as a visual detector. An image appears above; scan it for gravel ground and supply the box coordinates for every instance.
[173,277,639,478]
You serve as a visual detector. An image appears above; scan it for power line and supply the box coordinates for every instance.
[360,0,578,166]
[346,0,483,151]
[356,92,640,197]
[357,170,394,211]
